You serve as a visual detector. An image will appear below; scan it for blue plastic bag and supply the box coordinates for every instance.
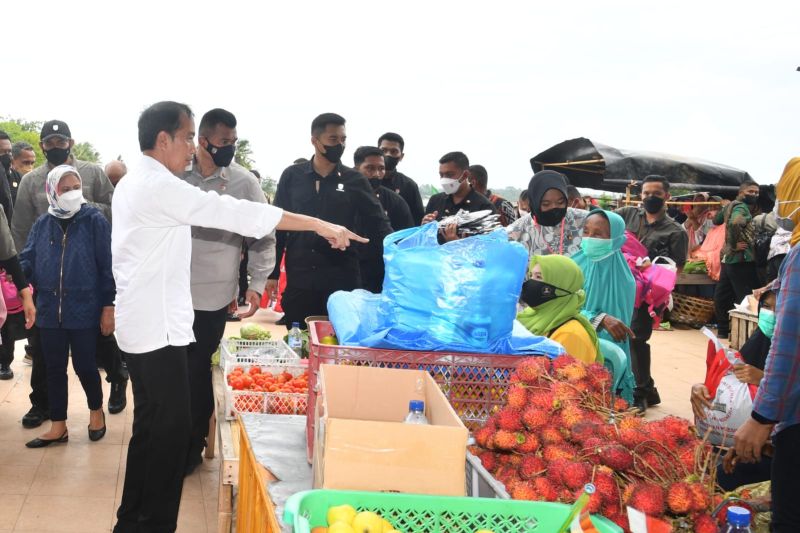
[327,223,564,357]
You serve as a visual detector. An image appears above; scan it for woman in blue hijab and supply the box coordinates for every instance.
[572,209,637,403]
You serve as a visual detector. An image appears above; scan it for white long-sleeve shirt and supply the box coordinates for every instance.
[112,156,283,354]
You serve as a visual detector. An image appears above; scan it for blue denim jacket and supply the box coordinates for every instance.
[19,205,114,329]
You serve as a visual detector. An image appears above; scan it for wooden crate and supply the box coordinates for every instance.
[212,366,240,533]
[729,310,758,351]
[235,421,282,533]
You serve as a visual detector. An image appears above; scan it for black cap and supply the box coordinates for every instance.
[40,120,72,141]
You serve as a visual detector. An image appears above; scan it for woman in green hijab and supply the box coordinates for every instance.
[517,254,600,363]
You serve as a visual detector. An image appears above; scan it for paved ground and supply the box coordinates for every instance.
[0,310,708,532]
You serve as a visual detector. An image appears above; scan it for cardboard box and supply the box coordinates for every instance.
[312,364,468,496]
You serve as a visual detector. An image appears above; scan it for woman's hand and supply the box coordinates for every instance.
[690,383,713,420]
[600,315,635,342]
[100,306,115,336]
[733,364,764,385]
[19,287,35,329]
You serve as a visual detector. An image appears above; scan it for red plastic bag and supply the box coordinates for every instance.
[692,224,725,281]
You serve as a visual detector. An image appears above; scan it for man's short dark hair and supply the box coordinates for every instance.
[11,141,33,158]
[468,164,488,188]
[739,179,759,192]
[353,146,384,168]
[199,108,237,138]
[642,174,670,192]
[311,113,346,137]
[519,190,529,202]
[293,157,309,165]
[378,132,405,152]
[439,151,469,170]
[138,101,194,151]
[0,130,9,142]
[567,185,581,201]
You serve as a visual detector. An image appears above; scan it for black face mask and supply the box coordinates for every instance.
[205,141,235,167]
[521,279,570,308]
[44,147,70,166]
[321,143,345,164]
[643,196,665,214]
[384,155,400,172]
[368,177,381,190]
[742,195,759,206]
[0,153,10,171]
[536,207,567,226]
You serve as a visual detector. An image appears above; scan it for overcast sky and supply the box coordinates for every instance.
[4,1,798,188]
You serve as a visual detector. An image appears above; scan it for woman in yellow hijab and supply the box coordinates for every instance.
[776,157,800,247]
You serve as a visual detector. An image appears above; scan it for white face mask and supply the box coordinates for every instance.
[774,199,800,231]
[440,177,461,195]
[57,189,85,214]
[519,209,530,217]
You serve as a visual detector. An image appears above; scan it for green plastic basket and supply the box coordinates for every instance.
[283,489,622,533]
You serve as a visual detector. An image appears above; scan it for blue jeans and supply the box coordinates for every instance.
[39,327,103,421]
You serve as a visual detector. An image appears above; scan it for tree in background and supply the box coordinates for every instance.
[235,139,255,170]
[260,175,276,199]
[72,141,101,163]
[0,118,44,167]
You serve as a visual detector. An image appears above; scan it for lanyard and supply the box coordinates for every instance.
[533,216,566,255]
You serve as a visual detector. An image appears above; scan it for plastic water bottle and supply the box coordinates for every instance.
[723,506,752,532]
[287,322,303,357]
[404,400,429,425]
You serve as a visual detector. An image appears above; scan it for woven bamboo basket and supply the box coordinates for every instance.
[670,293,716,327]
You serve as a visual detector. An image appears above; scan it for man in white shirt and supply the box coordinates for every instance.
[112,101,364,533]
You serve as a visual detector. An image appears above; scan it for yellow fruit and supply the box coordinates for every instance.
[321,335,338,345]
[327,505,357,526]
[329,523,355,533]
[380,518,394,532]
[352,511,383,533]
[475,530,495,533]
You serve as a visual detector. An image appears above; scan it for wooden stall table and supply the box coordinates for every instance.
[676,272,716,286]
[236,414,312,533]
[212,365,241,533]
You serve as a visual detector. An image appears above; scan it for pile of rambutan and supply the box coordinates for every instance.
[470,355,722,533]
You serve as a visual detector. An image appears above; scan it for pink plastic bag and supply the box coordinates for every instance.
[621,233,677,324]
[0,271,23,314]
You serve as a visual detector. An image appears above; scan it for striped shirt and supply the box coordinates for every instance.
[752,244,800,432]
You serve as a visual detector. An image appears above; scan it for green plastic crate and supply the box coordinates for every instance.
[283,489,622,533]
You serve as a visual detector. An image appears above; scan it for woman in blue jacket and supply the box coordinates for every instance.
[20,165,115,448]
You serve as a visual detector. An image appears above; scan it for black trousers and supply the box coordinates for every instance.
[714,262,759,336]
[114,346,191,533]
[771,423,800,532]
[0,311,26,366]
[28,326,49,410]
[186,307,228,456]
[359,258,384,294]
[281,287,334,330]
[97,333,128,384]
[238,244,249,302]
[767,254,787,284]
[629,304,655,398]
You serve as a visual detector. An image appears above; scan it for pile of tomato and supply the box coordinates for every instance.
[226,366,309,394]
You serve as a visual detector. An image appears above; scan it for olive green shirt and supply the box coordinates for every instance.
[714,200,755,264]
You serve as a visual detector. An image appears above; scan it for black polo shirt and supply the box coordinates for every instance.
[616,206,689,267]
[425,189,497,220]
[384,170,424,226]
[270,158,393,291]
[359,185,415,262]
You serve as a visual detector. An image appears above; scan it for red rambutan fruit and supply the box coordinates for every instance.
[493,429,517,451]
[592,471,620,505]
[474,425,495,449]
[539,425,566,445]
[510,481,538,501]
[514,357,550,384]
[666,481,693,515]
[693,513,717,533]
[624,481,665,517]
[516,432,540,454]
[561,461,592,490]
[522,406,550,431]
[507,384,528,410]
[533,477,559,501]
[543,443,578,463]
[528,390,556,410]
[496,407,523,432]
[520,455,546,480]
[599,444,634,471]
[688,482,711,512]
[478,451,497,472]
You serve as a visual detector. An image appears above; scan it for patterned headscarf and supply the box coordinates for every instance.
[46,165,86,219]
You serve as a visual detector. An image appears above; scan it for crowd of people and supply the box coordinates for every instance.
[0,104,798,532]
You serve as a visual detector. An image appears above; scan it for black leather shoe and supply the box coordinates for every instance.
[26,430,68,448]
[0,363,13,380]
[88,412,106,442]
[108,381,127,414]
[633,396,648,413]
[646,388,661,407]
[22,406,49,429]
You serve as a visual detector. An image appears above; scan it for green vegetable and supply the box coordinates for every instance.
[239,323,272,340]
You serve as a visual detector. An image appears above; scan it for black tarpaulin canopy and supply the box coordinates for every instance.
[531,137,755,195]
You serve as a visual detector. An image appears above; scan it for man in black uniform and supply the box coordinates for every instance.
[353,146,414,292]
[267,114,392,328]
[423,152,496,242]
[378,132,425,225]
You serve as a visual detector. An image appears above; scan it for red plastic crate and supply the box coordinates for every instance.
[306,321,523,462]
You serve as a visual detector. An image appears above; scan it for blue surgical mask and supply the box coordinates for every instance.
[758,308,776,339]
[580,237,614,260]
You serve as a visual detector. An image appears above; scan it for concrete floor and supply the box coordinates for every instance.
[0,309,708,532]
